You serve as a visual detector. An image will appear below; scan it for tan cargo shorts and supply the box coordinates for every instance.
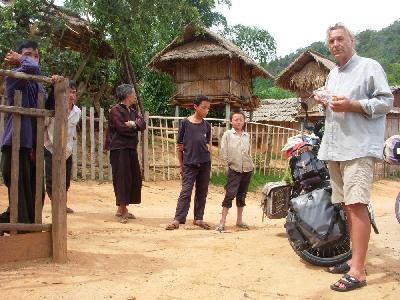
[327,157,375,205]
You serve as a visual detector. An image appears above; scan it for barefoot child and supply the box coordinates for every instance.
[166,95,212,230]
[216,110,253,231]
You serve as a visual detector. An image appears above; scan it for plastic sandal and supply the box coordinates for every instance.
[236,223,250,230]
[327,262,350,274]
[330,274,367,292]
[215,223,225,232]
[165,222,179,230]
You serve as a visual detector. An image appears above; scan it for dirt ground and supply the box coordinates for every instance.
[0,179,399,300]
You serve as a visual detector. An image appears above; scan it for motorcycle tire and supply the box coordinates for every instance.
[286,210,352,267]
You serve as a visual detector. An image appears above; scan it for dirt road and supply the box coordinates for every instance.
[0,179,399,299]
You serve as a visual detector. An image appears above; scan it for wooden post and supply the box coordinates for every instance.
[98,108,104,180]
[10,91,22,228]
[225,102,231,127]
[52,79,68,263]
[0,94,5,164]
[35,93,45,223]
[90,107,95,180]
[81,107,87,179]
[175,105,179,117]
[143,112,150,181]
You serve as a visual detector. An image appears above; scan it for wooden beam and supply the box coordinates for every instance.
[0,223,51,232]
[35,93,45,224]
[51,79,68,263]
[0,232,52,264]
[10,91,22,228]
[0,69,53,84]
[0,105,54,117]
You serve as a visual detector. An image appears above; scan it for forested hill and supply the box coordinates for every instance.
[266,19,400,85]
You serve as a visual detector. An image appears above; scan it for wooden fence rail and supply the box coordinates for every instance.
[3,107,399,183]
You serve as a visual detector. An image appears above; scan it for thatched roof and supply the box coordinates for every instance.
[38,4,113,59]
[275,49,336,96]
[148,25,273,79]
[247,98,300,122]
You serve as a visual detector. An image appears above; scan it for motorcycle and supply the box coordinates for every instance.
[261,101,352,267]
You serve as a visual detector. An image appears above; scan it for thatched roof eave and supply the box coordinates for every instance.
[148,25,273,79]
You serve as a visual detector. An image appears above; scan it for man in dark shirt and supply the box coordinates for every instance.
[0,40,58,225]
[166,95,212,230]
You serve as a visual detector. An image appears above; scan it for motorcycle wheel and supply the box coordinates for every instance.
[286,211,352,267]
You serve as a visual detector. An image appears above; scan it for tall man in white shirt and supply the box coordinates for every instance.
[44,80,81,213]
[315,23,393,292]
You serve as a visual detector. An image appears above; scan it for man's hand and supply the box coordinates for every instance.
[314,94,326,105]
[329,96,363,113]
[4,51,22,65]
[51,75,64,84]
[176,143,183,152]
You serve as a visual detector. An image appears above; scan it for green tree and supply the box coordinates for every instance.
[221,24,276,64]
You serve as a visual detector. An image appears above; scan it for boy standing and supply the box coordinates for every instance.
[216,110,253,231]
[166,95,212,230]
[44,80,81,213]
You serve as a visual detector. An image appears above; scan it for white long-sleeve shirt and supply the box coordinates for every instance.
[45,105,81,159]
[318,54,393,161]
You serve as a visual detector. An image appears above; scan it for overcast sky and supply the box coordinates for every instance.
[216,0,400,57]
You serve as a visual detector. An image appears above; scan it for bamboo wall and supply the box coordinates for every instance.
[173,57,252,108]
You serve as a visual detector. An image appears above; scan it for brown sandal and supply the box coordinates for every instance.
[193,221,211,230]
[165,222,179,230]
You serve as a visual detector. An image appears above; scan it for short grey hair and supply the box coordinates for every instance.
[116,84,135,101]
[325,22,356,48]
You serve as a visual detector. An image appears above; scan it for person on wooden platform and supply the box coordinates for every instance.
[44,80,81,214]
[105,84,146,223]
[0,40,63,225]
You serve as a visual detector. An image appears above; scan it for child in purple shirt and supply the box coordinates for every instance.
[166,95,212,230]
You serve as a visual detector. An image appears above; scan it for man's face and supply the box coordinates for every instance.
[20,47,40,63]
[327,28,354,66]
[194,101,210,118]
[69,87,77,107]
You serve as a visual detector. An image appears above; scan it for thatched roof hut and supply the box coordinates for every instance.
[37,4,113,59]
[275,49,335,98]
[246,98,300,130]
[148,25,273,111]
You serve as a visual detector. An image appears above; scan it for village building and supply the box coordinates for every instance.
[148,25,273,117]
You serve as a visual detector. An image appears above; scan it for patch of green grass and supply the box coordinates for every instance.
[210,170,284,192]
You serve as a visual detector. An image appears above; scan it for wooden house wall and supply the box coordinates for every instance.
[173,58,252,102]
[385,113,400,138]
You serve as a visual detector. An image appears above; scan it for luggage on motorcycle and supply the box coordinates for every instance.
[290,145,327,188]
[289,187,346,249]
[285,210,309,251]
[261,181,291,219]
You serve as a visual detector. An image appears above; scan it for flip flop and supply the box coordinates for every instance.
[165,222,179,230]
[119,216,128,224]
[193,221,211,230]
[327,262,350,274]
[215,223,225,232]
[236,223,250,230]
[115,212,136,219]
[330,274,367,292]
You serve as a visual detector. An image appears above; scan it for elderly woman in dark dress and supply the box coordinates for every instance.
[105,84,146,223]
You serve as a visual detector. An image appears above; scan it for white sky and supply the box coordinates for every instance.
[216,0,400,57]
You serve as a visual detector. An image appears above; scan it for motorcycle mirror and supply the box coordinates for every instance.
[300,101,308,112]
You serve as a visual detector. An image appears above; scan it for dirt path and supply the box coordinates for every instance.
[0,179,399,300]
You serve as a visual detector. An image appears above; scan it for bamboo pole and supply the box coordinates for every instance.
[151,118,156,181]
[143,112,150,181]
[0,69,52,84]
[90,107,95,180]
[81,107,87,180]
